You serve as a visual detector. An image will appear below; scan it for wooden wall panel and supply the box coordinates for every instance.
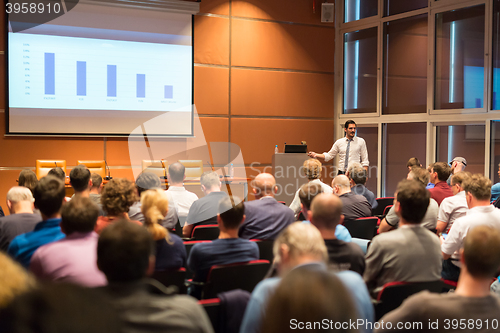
[106,138,131,166]
[199,0,229,15]
[195,66,229,115]
[199,117,229,143]
[194,16,230,66]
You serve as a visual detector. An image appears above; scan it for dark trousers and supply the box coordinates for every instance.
[441,259,461,282]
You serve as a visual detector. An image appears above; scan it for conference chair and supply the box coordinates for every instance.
[372,197,395,216]
[77,160,106,178]
[382,204,393,216]
[199,299,221,333]
[36,160,67,179]
[344,217,379,240]
[141,160,168,178]
[191,224,220,240]
[250,239,274,262]
[178,160,204,179]
[151,268,187,294]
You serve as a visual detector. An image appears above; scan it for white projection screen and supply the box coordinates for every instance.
[7,2,194,136]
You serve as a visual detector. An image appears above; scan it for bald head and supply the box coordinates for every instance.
[310,193,343,230]
[253,173,277,199]
[332,175,351,196]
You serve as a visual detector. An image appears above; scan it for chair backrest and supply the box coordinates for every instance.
[36,160,67,179]
[250,239,274,262]
[372,197,395,216]
[191,224,220,240]
[382,204,393,216]
[184,240,212,259]
[142,160,167,178]
[171,220,183,237]
[199,298,221,333]
[151,268,187,294]
[344,217,379,240]
[203,260,271,299]
[178,160,203,178]
[77,160,106,178]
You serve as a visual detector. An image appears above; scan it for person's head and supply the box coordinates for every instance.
[332,175,351,196]
[450,157,467,173]
[97,220,155,283]
[60,196,99,236]
[407,166,430,186]
[101,178,138,217]
[462,173,492,206]
[406,157,422,170]
[261,268,357,333]
[34,176,66,218]
[0,252,36,310]
[18,169,38,195]
[298,183,323,216]
[347,162,367,185]
[450,171,471,196]
[200,171,221,194]
[6,186,34,214]
[140,189,169,242]
[430,162,451,183]
[394,179,430,224]
[273,223,328,275]
[69,165,91,193]
[309,193,343,232]
[344,120,356,139]
[167,162,186,184]
[90,173,103,193]
[135,172,161,196]
[218,196,245,230]
[48,167,65,181]
[462,225,500,279]
[302,159,322,181]
[252,173,277,199]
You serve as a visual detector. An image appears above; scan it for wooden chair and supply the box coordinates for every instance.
[344,217,379,240]
[36,160,67,179]
[250,239,274,262]
[178,160,203,179]
[77,160,106,178]
[191,224,220,240]
[151,268,187,294]
[372,197,395,216]
[142,160,168,178]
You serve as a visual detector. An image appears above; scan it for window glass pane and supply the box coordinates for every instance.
[356,126,378,196]
[383,14,428,115]
[345,0,378,23]
[490,121,500,184]
[384,0,427,17]
[492,1,500,109]
[435,5,485,110]
[344,27,377,114]
[436,125,485,175]
[383,123,426,197]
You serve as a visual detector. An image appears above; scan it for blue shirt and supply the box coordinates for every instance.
[491,183,500,203]
[302,220,352,242]
[8,218,65,268]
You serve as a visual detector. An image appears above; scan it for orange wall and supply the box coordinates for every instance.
[0,0,335,211]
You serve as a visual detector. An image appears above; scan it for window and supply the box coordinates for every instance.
[491,121,500,183]
[492,0,500,109]
[384,0,427,17]
[345,0,378,23]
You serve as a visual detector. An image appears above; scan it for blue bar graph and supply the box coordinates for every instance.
[137,74,145,98]
[164,85,173,99]
[44,53,55,95]
[107,65,117,97]
[77,61,86,96]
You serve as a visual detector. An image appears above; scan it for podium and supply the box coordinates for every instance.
[272,153,309,205]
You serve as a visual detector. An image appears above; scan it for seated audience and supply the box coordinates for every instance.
[8,176,66,268]
[447,156,467,185]
[0,252,36,309]
[332,175,371,224]
[348,162,377,209]
[30,196,106,287]
[364,179,442,295]
[436,171,470,235]
[491,162,500,203]
[425,164,435,189]
[309,193,365,275]
[428,162,453,205]
[240,223,374,333]
[97,220,213,333]
[377,226,500,333]
[441,174,500,282]
[89,173,103,205]
[406,157,422,171]
[183,171,228,237]
[69,165,91,197]
[128,172,164,224]
[48,167,66,181]
[299,182,352,242]
[18,169,38,195]
[94,178,141,234]
[0,186,42,251]
[165,162,198,228]
[141,189,186,271]
[379,167,438,232]
[289,159,332,215]
[239,173,294,240]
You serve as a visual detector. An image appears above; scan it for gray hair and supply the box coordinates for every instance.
[273,223,327,264]
[200,171,220,189]
[7,186,34,203]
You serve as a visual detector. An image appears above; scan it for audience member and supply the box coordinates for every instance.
[491,162,500,203]
[165,162,198,228]
[364,180,442,295]
[309,193,365,275]
[128,172,165,224]
[69,165,91,197]
[30,196,106,287]
[332,175,371,224]
[240,223,374,333]
[447,156,467,186]
[141,189,186,271]
[406,157,422,170]
[18,169,38,195]
[0,187,41,251]
[183,171,228,237]
[436,171,470,235]
[379,167,438,232]
[289,159,332,215]
[348,162,377,209]
[89,173,103,205]
[239,173,294,240]
[441,174,500,282]
[97,220,213,333]
[425,164,435,189]
[298,182,352,242]
[428,162,453,205]
[377,226,500,333]
[0,252,36,309]
[94,178,141,234]
[8,176,66,268]
[48,167,66,181]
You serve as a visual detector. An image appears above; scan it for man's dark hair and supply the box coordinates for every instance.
[48,167,65,181]
[396,179,430,224]
[97,220,154,282]
[34,176,66,217]
[18,169,38,195]
[347,163,367,185]
[61,196,99,235]
[218,196,245,230]
[406,157,421,169]
[69,165,91,192]
[344,120,356,129]
[90,173,102,189]
[298,183,323,210]
[464,226,500,279]
[431,162,451,182]
[135,172,161,196]
[168,162,186,184]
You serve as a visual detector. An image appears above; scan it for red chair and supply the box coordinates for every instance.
[250,239,274,262]
[191,224,220,240]
[344,217,379,240]
[382,205,393,216]
[372,197,395,216]
[199,298,221,333]
[151,268,187,294]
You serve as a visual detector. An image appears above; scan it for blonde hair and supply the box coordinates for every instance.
[0,252,36,309]
[140,189,170,243]
[303,159,322,180]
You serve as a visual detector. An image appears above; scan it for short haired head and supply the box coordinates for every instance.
[168,162,186,184]
[7,187,34,204]
[347,162,367,185]
[408,167,430,186]
[252,173,276,197]
[101,178,138,216]
[302,159,322,180]
[395,179,430,224]
[462,173,492,201]
[450,171,471,188]
[90,173,102,189]
[48,167,65,181]
[218,196,245,230]
[450,157,467,167]
[431,162,451,182]
[140,189,168,241]
[135,172,161,196]
[97,220,154,282]
[200,171,221,190]
[69,165,91,192]
[406,157,421,169]
[332,174,351,193]
[310,193,343,230]
[344,120,356,129]
[61,196,99,235]
[298,183,323,210]
[18,169,38,195]
[463,225,500,279]
[34,176,66,217]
